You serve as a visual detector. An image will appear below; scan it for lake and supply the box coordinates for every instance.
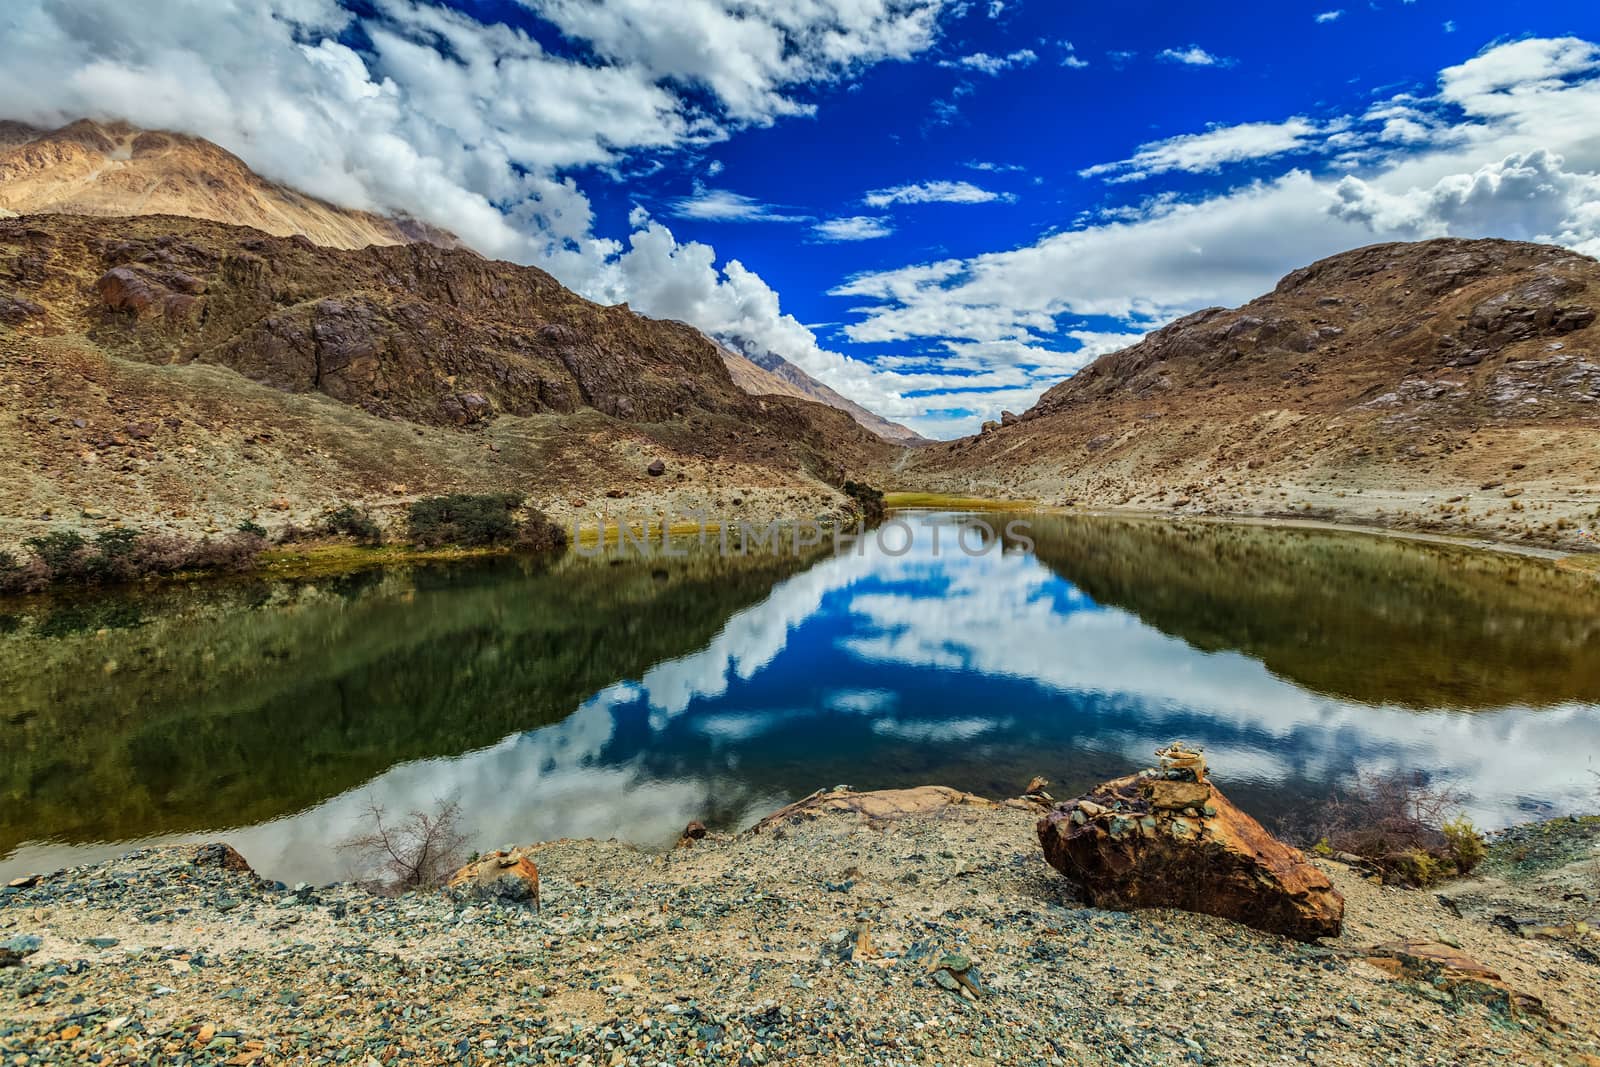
[3,510,1599,884]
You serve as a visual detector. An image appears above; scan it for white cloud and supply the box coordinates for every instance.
[814,215,895,241]
[863,179,1017,206]
[938,48,1037,75]
[671,185,809,222]
[1059,40,1089,69]
[1156,45,1230,67]
[1081,117,1336,182]
[0,0,972,431]
[1314,10,1343,24]
[1331,149,1600,255]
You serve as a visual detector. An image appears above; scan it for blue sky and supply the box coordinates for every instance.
[6,0,1600,435]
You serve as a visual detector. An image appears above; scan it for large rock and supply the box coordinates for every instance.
[1037,767,1344,941]
[446,849,541,909]
[1364,941,1548,1019]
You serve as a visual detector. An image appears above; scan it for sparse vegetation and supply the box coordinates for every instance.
[338,796,468,894]
[0,526,268,596]
[406,493,568,553]
[318,504,384,546]
[1298,769,1484,886]
[843,480,886,524]
[407,493,523,547]
[1441,815,1487,875]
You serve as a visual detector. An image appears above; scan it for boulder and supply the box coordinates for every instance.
[1037,764,1343,941]
[191,842,254,874]
[647,459,666,476]
[1363,941,1548,1018]
[447,849,540,909]
[676,820,708,848]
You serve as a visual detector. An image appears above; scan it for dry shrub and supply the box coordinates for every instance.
[1,527,268,596]
[518,509,568,553]
[1300,769,1484,886]
[338,797,469,894]
[0,551,49,595]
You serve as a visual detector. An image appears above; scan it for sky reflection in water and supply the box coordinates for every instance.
[3,513,1598,883]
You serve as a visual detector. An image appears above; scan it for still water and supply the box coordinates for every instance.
[3,511,1598,883]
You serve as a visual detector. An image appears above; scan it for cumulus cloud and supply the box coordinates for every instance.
[1314,10,1343,24]
[1331,149,1600,255]
[863,179,1016,206]
[814,215,895,240]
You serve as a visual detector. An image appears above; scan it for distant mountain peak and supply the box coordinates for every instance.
[716,342,927,445]
[0,118,458,251]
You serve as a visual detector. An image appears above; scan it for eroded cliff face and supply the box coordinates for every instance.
[896,238,1600,550]
[0,214,893,539]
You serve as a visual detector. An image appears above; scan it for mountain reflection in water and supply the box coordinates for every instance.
[3,513,1597,882]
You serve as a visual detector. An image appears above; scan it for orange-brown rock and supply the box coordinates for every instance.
[1364,941,1549,1019]
[1037,771,1343,941]
[447,849,540,910]
[190,842,254,874]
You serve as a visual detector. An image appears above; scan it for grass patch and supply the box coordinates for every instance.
[883,491,1037,512]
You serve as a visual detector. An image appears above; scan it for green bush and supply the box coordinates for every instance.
[319,504,383,546]
[407,493,524,548]
[842,480,886,524]
[0,526,269,596]
[1441,816,1487,875]
[237,519,269,538]
[25,530,89,578]
[518,510,569,554]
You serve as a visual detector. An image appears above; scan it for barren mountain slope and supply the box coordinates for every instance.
[718,344,925,445]
[0,118,924,442]
[896,238,1600,551]
[0,120,455,250]
[0,214,892,542]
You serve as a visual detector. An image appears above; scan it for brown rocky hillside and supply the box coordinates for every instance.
[0,119,455,250]
[897,238,1600,551]
[0,214,892,543]
[1,118,921,442]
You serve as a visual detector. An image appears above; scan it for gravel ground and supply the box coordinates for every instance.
[2,799,1597,1066]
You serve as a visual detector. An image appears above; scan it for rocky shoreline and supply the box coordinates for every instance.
[3,785,1597,1066]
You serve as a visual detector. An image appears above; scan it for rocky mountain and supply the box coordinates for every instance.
[0,213,892,541]
[0,119,456,250]
[718,344,925,444]
[1,119,920,442]
[899,238,1600,550]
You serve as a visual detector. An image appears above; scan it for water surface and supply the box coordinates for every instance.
[3,512,1598,883]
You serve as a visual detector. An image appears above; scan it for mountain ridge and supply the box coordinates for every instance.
[0,119,458,251]
[1,118,923,444]
[896,237,1600,551]
[0,212,892,542]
